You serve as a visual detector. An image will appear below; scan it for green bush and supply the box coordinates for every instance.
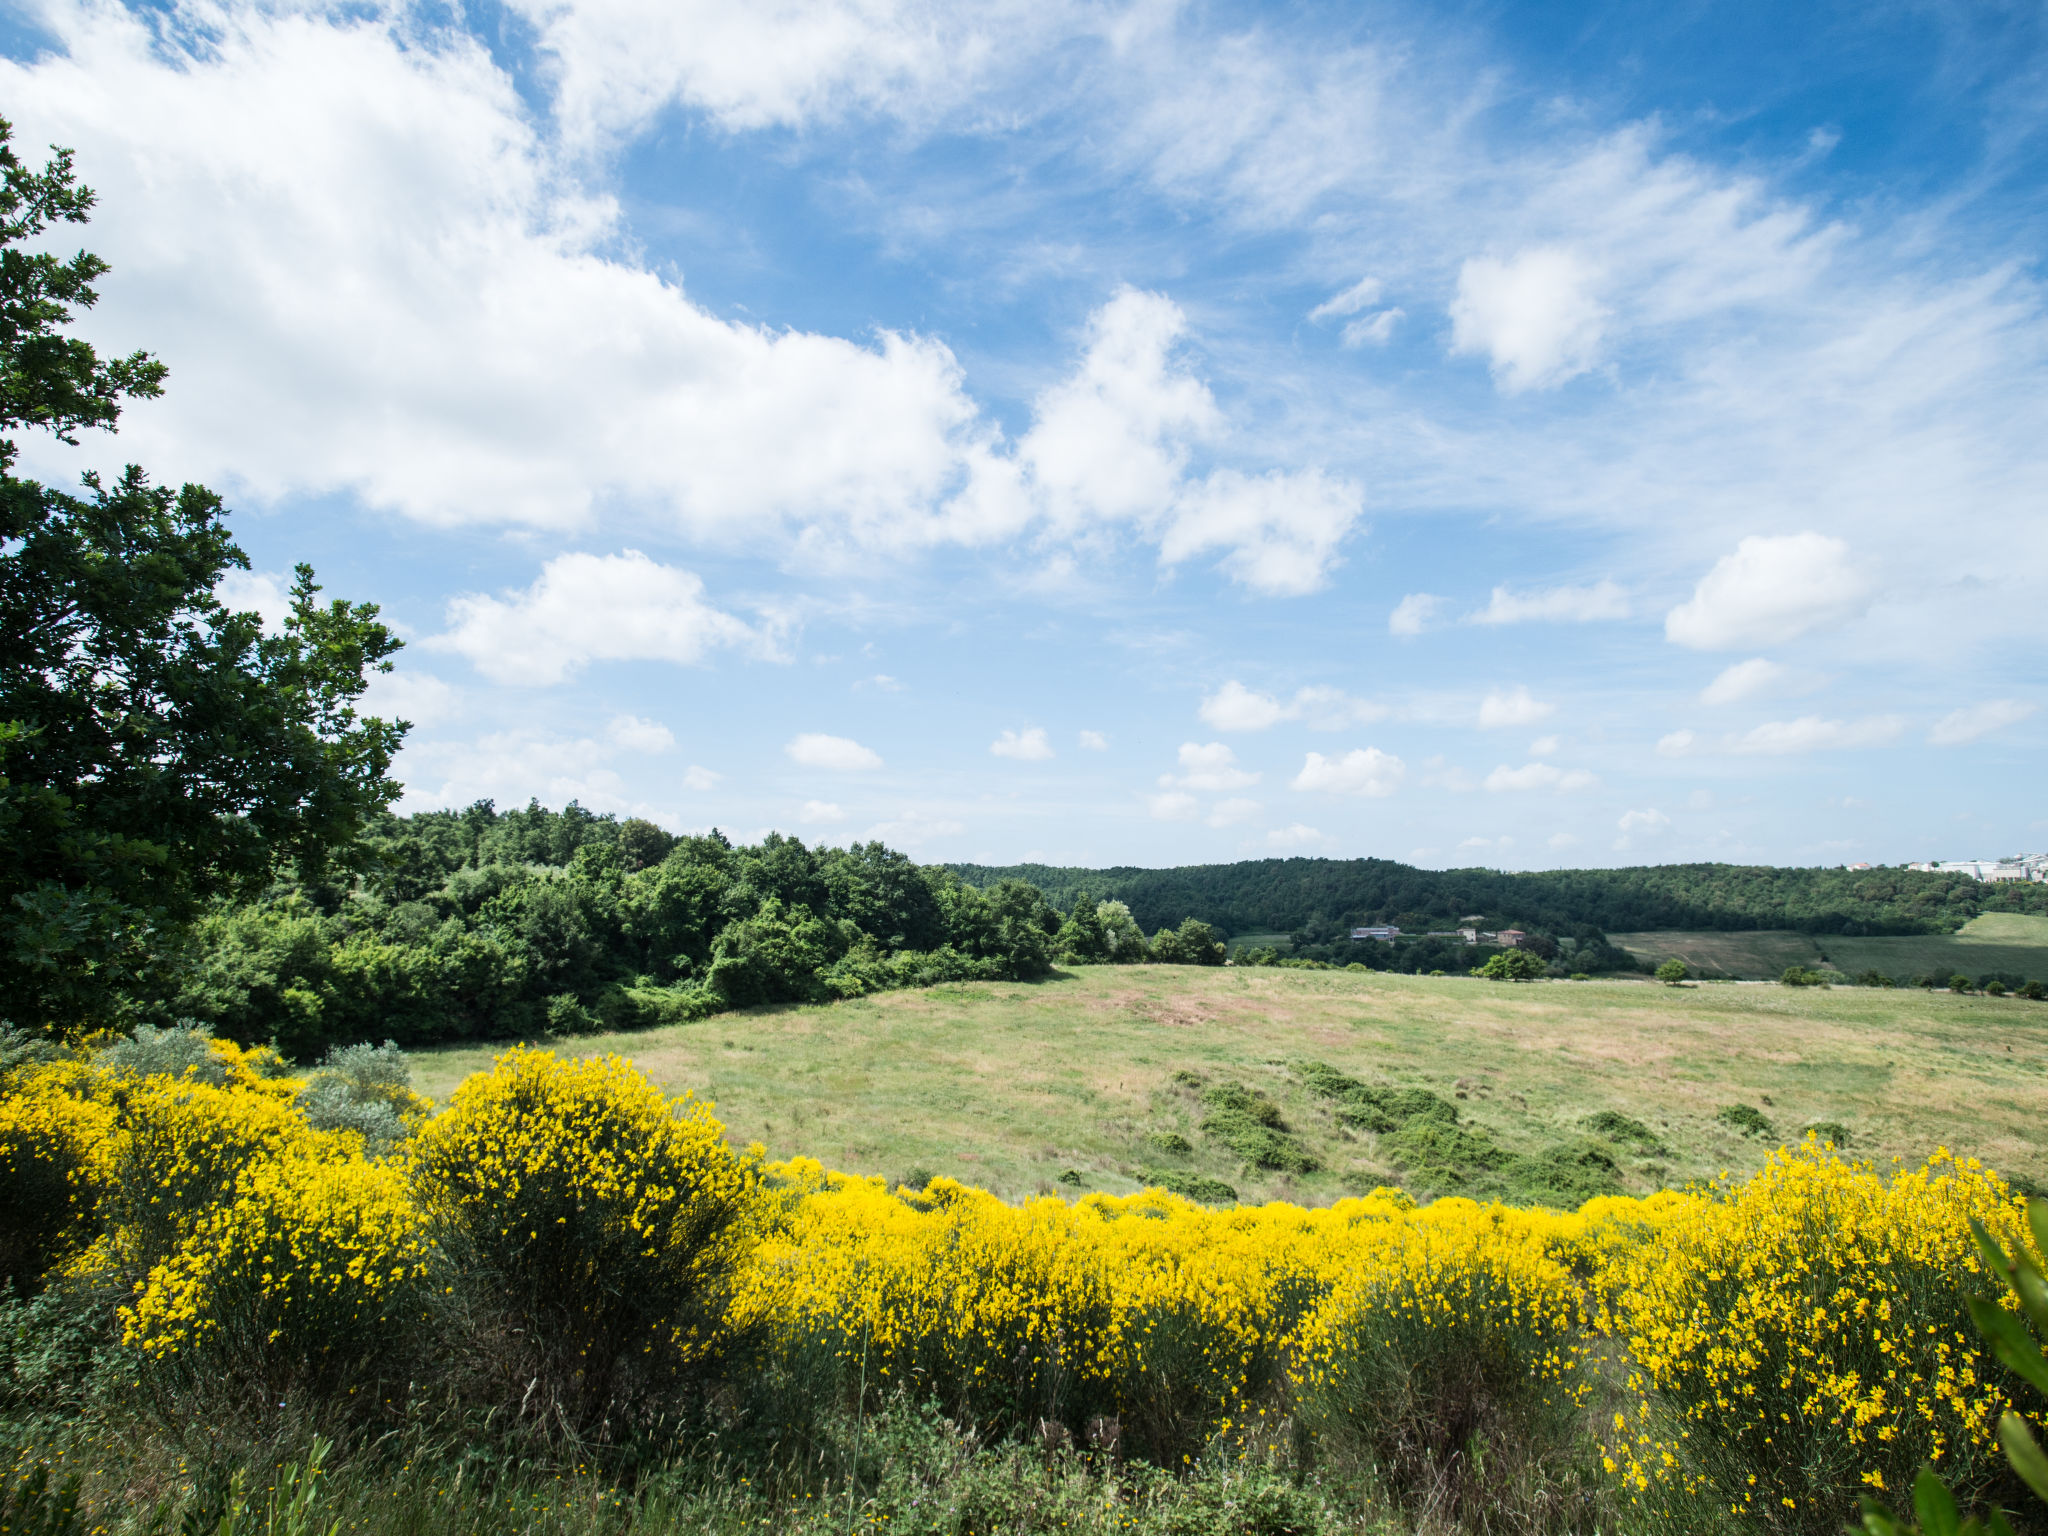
[1781,966,1828,987]
[1132,1166,1237,1205]
[1716,1103,1774,1138]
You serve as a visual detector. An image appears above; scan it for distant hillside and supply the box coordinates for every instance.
[946,858,2048,939]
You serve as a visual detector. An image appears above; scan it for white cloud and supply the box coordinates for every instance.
[1700,657,1786,706]
[1665,534,1871,651]
[1157,467,1364,597]
[1077,729,1109,750]
[1340,308,1402,347]
[1656,730,1697,757]
[1265,823,1324,849]
[1449,247,1608,392]
[1728,715,1904,754]
[786,733,884,770]
[1309,277,1381,322]
[1528,735,1560,757]
[1162,741,1258,791]
[1929,700,2036,746]
[991,727,1055,760]
[607,714,675,754]
[1199,680,1291,732]
[1389,593,1441,636]
[1199,680,1382,732]
[863,811,966,847]
[680,765,721,791]
[1477,687,1556,728]
[856,673,906,692]
[1206,797,1262,827]
[799,800,846,825]
[1484,762,1599,793]
[1291,748,1405,797]
[1471,581,1629,625]
[436,552,760,685]
[396,727,675,819]
[359,668,461,729]
[1147,790,1200,820]
[1615,807,1671,848]
[215,569,292,633]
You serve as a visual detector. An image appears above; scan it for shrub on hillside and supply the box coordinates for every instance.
[1476,950,1547,982]
[1604,1146,2039,1535]
[1781,966,1829,987]
[1715,1103,1774,1139]
[408,1049,765,1442]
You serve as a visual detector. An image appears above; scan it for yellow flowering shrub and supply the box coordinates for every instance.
[99,1074,345,1273]
[0,1063,118,1288]
[408,1048,765,1432]
[1603,1143,2038,1534]
[1291,1197,1592,1501]
[122,1152,430,1390]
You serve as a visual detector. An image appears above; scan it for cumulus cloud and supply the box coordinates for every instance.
[1701,657,1786,706]
[1389,593,1441,636]
[1727,715,1904,754]
[359,668,461,729]
[1265,823,1324,848]
[786,733,884,770]
[1162,741,1258,791]
[1077,729,1109,750]
[1483,762,1599,792]
[1291,748,1405,797]
[1449,247,1608,392]
[680,765,721,791]
[1665,534,1871,650]
[1206,797,1262,827]
[215,569,292,633]
[1198,680,1382,732]
[436,552,760,685]
[395,724,678,818]
[1477,687,1556,728]
[991,727,1054,760]
[607,714,675,754]
[1615,807,1670,848]
[1656,729,1696,757]
[1471,581,1629,625]
[1929,700,2036,746]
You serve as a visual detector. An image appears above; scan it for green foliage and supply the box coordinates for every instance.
[1952,974,1975,993]
[1805,1120,1854,1147]
[1654,958,1688,985]
[951,854,2045,943]
[1717,1103,1775,1138]
[1133,1165,1238,1205]
[1583,1110,1664,1152]
[1144,1131,1192,1156]
[1149,917,1225,965]
[0,122,403,1038]
[1477,950,1547,982]
[1196,1082,1318,1172]
[1781,965,1829,987]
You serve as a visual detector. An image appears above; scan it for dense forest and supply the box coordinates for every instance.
[950,857,2046,941]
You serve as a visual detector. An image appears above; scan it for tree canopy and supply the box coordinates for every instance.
[0,120,404,1034]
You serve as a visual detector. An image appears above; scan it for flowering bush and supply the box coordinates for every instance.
[122,1152,430,1395]
[0,1063,117,1289]
[1603,1143,2039,1535]
[408,1048,765,1436]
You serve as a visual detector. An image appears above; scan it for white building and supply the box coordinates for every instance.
[1906,854,2048,883]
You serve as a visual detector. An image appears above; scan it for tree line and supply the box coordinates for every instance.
[949,856,2046,941]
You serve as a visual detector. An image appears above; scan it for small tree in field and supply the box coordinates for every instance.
[1476,949,1546,982]
[1655,958,1688,986]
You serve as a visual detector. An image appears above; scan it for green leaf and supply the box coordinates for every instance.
[1858,1495,1916,1536]
[1914,1466,1962,1536]
[1967,1296,2048,1395]
[2028,1199,2048,1266]
[1998,1412,2048,1504]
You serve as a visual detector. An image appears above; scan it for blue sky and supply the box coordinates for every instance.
[5,0,2044,869]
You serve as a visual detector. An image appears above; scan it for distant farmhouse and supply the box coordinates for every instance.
[1905,854,2048,884]
[1348,924,1528,947]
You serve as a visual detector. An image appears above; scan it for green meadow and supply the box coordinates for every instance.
[1613,910,2048,982]
[413,963,2048,1204]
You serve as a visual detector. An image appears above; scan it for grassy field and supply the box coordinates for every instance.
[1614,911,2048,982]
[413,964,2048,1204]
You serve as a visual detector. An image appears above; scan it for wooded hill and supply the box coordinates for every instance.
[947,857,2047,941]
